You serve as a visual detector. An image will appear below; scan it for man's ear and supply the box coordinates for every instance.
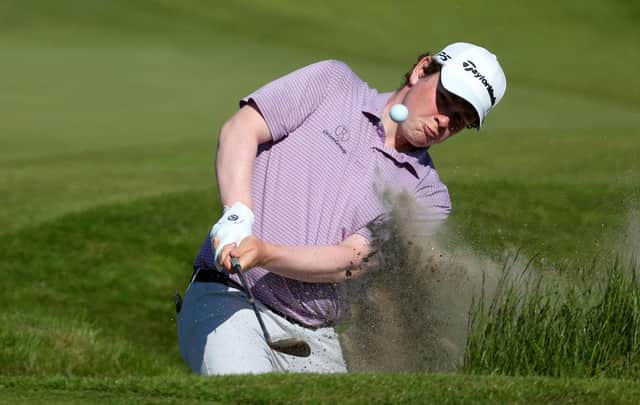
[408,55,433,86]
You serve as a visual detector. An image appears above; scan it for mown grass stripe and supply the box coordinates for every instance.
[2,374,640,404]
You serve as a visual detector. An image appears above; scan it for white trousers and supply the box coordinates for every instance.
[177,279,347,375]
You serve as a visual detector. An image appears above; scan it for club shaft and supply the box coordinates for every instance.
[231,257,272,343]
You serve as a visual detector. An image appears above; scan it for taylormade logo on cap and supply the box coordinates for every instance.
[434,42,507,129]
[462,60,497,106]
[437,51,452,61]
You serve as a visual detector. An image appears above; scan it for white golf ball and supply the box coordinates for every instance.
[390,103,408,123]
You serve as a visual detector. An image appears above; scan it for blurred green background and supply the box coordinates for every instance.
[1,0,639,379]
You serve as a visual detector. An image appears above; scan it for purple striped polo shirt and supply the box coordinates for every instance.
[195,60,451,328]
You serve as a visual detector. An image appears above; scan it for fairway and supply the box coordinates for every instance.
[1,0,640,401]
[4,374,640,404]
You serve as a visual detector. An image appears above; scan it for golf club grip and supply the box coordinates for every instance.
[231,257,272,342]
[231,258,252,297]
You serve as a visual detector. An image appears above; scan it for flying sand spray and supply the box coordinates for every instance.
[341,196,504,372]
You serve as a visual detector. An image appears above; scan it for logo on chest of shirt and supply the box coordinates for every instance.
[321,125,350,154]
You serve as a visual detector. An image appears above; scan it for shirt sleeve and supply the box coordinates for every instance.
[413,169,452,236]
[354,220,376,242]
[354,176,450,243]
[239,60,349,143]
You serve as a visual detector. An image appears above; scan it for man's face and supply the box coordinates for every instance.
[398,71,479,148]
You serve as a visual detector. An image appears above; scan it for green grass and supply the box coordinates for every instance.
[0,191,214,376]
[3,374,640,404]
[2,0,640,401]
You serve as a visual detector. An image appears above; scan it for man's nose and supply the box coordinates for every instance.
[435,115,450,131]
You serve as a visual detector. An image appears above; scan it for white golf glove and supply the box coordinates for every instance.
[210,202,255,270]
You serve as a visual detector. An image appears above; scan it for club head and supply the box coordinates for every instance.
[269,337,311,357]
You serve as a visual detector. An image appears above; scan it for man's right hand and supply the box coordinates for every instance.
[214,235,270,273]
[209,202,255,271]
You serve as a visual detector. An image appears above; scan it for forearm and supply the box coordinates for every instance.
[215,103,271,208]
[261,239,369,284]
[216,124,258,208]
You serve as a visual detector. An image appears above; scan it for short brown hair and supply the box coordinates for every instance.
[401,52,443,87]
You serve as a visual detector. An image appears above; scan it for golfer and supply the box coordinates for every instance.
[177,42,506,374]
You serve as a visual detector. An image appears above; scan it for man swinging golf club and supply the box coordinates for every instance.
[177,42,507,374]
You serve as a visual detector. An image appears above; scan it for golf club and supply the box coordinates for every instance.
[231,257,311,357]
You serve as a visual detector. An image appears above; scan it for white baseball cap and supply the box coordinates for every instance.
[434,42,506,129]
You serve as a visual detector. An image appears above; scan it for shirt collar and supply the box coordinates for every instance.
[363,91,393,120]
[362,90,434,175]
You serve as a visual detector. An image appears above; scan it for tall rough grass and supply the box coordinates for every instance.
[464,255,640,378]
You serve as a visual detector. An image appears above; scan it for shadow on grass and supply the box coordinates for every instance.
[0,190,220,376]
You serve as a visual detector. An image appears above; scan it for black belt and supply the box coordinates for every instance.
[191,268,319,330]
[192,268,243,289]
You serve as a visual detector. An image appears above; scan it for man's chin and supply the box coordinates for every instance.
[409,139,431,149]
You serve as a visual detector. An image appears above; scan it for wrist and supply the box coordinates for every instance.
[260,240,277,269]
[223,201,255,220]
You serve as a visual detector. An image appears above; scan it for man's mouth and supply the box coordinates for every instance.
[423,124,438,139]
